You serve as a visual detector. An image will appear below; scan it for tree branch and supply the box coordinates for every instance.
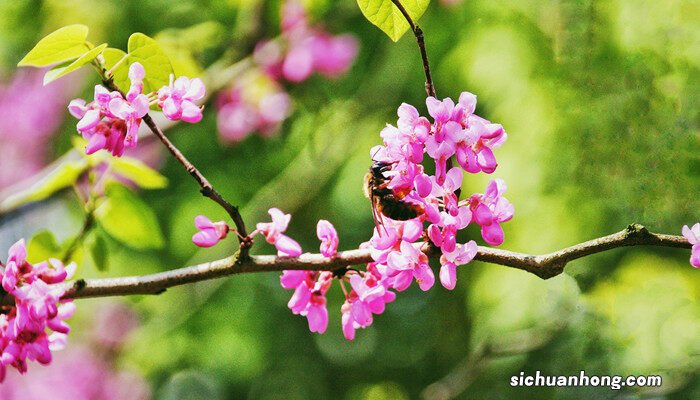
[140,115,249,245]
[0,224,687,305]
[391,0,436,97]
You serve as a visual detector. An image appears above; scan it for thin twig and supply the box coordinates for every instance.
[140,115,249,244]
[0,224,688,305]
[391,0,436,97]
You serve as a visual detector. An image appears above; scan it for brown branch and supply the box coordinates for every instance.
[391,0,436,97]
[1,224,689,304]
[140,115,249,246]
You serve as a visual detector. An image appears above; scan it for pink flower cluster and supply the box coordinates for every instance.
[216,0,358,143]
[69,63,204,157]
[254,0,359,83]
[157,74,205,123]
[682,223,700,268]
[281,270,333,333]
[274,92,512,340]
[0,302,149,399]
[215,74,291,143]
[373,92,512,245]
[0,240,76,381]
[278,219,339,333]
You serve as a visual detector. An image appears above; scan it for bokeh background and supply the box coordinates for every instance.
[0,0,698,399]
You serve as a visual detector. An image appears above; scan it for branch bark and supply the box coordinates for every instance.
[0,224,687,305]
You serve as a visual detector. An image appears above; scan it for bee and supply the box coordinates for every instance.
[364,161,424,228]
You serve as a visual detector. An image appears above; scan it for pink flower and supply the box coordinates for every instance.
[425,121,461,183]
[255,208,302,257]
[439,241,477,290]
[0,240,75,381]
[340,272,396,340]
[455,118,506,174]
[280,271,332,334]
[268,0,359,83]
[682,223,700,268]
[108,95,148,148]
[282,42,315,82]
[316,220,339,257]
[386,241,434,291]
[191,215,229,248]
[68,63,149,157]
[468,179,514,246]
[215,77,292,143]
[157,75,206,123]
[310,34,358,78]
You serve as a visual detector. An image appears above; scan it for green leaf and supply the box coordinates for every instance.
[26,230,62,263]
[109,156,168,189]
[95,184,165,249]
[43,43,108,85]
[88,233,109,271]
[127,32,174,93]
[102,47,130,92]
[0,158,88,211]
[18,24,90,67]
[356,0,430,42]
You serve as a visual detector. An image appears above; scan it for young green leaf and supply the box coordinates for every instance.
[95,184,165,249]
[356,0,430,42]
[26,230,62,263]
[18,24,90,67]
[43,43,108,85]
[109,156,169,189]
[127,32,174,93]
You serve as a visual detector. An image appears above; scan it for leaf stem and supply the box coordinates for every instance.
[391,0,436,97]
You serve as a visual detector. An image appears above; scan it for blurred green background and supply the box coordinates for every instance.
[0,0,698,399]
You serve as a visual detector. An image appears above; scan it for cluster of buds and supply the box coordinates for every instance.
[216,0,358,143]
[68,63,205,157]
[0,240,76,381]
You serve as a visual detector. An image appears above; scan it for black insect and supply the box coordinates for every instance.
[364,161,424,229]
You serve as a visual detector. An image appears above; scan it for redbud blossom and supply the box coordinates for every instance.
[0,240,75,381]
[280,271,332,333]
[68,63,149,157]
[157,75,206,123]
[216,73,292,143]
[341,271,395,340]
[269,0,358,83]
[439,241,478,290]
[256,208,302,257]
[468,179,514,246]
[681,223,700,268]
[191,216,229,248]
[316,220,339,257]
